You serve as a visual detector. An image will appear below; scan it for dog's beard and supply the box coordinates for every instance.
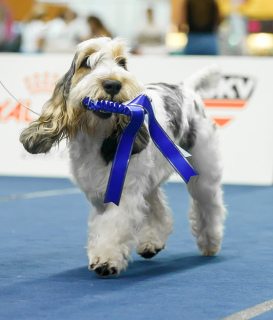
[67,97,136,140]
[68,79,144,139]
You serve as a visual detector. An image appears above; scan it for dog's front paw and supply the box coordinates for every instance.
[89,262,118,277]
[88,247,129,277]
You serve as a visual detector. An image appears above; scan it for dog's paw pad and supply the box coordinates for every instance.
[140,248,161,259]
[90,262,118,277]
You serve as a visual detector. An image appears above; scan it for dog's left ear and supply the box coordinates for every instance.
[20,54,78,154]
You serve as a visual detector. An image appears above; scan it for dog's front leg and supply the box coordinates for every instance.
[87,194,147,276]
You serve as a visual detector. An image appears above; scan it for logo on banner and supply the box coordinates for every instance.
[203,75,256,127]
[0,72,59,123]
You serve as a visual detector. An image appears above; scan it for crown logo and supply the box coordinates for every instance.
[24,72,60,94]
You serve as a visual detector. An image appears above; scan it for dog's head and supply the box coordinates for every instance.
[20,37,145,154]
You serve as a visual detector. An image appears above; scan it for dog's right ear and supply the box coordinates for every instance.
[20,54,78,154]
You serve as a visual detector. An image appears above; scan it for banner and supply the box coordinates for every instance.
[0,53,273,185]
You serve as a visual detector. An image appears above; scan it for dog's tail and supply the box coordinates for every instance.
[184,64,221,99]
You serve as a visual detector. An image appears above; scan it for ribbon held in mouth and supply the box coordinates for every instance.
[82,95,198,205]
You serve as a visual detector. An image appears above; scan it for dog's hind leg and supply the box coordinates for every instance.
[136,186,173,259]
[186,118,226,256]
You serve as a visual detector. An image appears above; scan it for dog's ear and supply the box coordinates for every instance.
[20,54,78,154]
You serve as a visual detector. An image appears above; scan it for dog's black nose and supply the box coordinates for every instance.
[102,80,122,98]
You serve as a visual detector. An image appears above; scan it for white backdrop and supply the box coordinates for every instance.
[0,53,273,185]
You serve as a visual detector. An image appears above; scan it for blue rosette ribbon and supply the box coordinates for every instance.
[82,94,198,205]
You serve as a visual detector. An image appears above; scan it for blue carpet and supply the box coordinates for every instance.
[0,177,273,320]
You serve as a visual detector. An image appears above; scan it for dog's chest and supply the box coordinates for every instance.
[69,131,120,167]
[69,132,111,190]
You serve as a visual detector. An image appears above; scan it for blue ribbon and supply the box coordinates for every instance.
[82,94,198,205]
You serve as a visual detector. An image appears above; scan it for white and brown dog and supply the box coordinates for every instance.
[20,37,226,276]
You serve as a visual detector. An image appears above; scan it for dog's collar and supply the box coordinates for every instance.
[82,94,198,205]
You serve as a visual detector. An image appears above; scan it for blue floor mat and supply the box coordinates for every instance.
[0,177,273,320]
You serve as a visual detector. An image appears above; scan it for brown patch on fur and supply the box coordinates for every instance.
[71,48,97,87]
[71,68,91,88]
[111,42,127,60]
[76,48,97,69]
[115,114,129,132]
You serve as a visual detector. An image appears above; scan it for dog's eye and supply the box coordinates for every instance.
[80,57,90,69]
[117,59,127,69]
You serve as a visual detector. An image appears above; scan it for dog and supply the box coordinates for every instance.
[20,37,226,277]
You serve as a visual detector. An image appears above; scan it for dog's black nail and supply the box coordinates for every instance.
[94,263,112,277]
[140,249,162,259]
[110,267,117,275]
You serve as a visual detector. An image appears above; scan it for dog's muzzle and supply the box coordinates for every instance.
[82,102,113,119]
[83,79,122,119]
[93,110,113,119]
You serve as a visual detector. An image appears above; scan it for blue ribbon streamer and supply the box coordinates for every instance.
[82,94,198,205]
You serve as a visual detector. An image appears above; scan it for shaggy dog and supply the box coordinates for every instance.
[20,37,226,276]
